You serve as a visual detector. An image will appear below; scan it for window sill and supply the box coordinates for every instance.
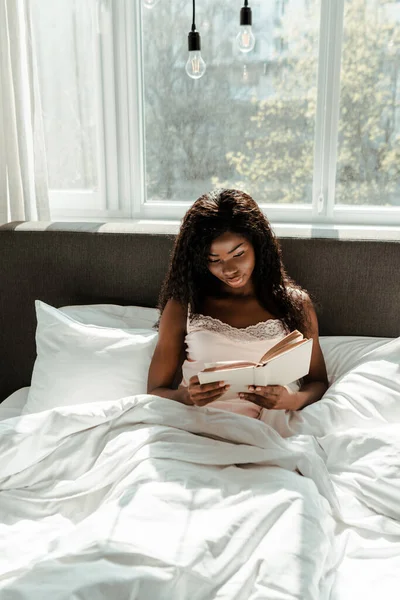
[15,219,400,241]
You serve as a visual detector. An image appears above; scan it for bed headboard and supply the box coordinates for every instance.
[1,221,399,401]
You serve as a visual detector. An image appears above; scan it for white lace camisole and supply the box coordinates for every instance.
[181,311,300,419]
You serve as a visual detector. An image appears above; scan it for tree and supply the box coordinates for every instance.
[215,0,400,206]
[142,0,256,201]
[336,0,400,205]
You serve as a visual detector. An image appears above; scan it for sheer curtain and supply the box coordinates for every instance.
[0,0,49,223]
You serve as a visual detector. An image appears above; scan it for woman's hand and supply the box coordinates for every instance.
[239,385,301,411]
[186,376,230,406]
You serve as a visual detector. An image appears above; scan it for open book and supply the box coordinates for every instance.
[197,330,313,389]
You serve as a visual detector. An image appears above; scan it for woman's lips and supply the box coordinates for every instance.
[225,274,243,285]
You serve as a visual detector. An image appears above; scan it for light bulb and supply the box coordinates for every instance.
[236,25,255,53]
[185,51,206,79]
[142,0,160,9]
[186,30,206,79]
[237,2,255,53]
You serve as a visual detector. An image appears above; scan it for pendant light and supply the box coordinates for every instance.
[185,0,206,79]
[142,0,161,9]
[236,0,255,53]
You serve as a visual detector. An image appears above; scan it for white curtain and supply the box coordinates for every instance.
[0,0,50,223]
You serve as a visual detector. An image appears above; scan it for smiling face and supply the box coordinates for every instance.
[207,231,256,295]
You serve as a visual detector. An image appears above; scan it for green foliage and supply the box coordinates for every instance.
[218,0,400,206]
[143,0,257,201]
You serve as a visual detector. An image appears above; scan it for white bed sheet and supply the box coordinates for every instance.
[0,337,399,599]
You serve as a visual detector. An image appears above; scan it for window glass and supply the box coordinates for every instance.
[335,0,400,206]
[142,0,321,204]
[31,0,99,190]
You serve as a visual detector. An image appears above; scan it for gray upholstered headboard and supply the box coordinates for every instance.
[1,221,399,401]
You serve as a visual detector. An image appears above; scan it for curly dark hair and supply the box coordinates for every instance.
[158,189,311,334]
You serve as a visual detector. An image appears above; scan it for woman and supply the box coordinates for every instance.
[147,189,328,419]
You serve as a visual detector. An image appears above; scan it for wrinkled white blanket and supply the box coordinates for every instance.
[0,338,399,600]
[0,396,337,600]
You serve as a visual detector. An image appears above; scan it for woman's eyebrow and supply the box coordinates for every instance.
[209,242,244,257]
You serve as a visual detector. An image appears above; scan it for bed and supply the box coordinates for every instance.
[0,221,400,600]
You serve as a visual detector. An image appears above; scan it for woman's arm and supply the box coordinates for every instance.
[147,299,192,405]
[147,299,231,406]
[292,296,328,409]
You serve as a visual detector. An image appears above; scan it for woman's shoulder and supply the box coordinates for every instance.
[286,285,318,335]
[160,299,188,332]
[286,285,311,305]
[286,285,315,320]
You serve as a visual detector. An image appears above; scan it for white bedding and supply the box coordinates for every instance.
[0,387,29,421]
[0,396,337,600]
[0,338,399,599]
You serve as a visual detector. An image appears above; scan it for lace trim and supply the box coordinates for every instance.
[187,313,286,342]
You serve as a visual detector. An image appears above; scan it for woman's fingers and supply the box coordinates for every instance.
[248,385,280,396]
[193,388,229,406]
[189,377,226,393]
[239,392,276,408]
[190,383,230,405]
[187,377,231,406]
[192,385,229,401]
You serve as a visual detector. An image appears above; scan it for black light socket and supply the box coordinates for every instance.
[188,30,201,51]
[240,6,252,26]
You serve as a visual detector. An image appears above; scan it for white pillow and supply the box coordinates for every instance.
[61,304,159,329]
[0,387,30,421]
[58,307,390,385]
[291,336,400,436]
[24,301,159,414]
[265,337,400,439]
[319,336,391,384]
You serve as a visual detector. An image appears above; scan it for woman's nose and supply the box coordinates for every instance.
[222,263,237,276]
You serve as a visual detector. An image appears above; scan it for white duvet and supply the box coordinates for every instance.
[0,338,400,600]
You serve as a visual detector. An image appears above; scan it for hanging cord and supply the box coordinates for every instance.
[192,0,196,32]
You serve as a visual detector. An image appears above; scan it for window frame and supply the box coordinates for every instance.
[48,0,400,231]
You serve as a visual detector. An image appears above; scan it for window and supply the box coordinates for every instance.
[335,0,400,208]
[142,0,319,208]
[31,0,125,217]
[31,0,400,228]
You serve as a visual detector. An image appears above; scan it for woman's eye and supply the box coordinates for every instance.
[208,251,244,263]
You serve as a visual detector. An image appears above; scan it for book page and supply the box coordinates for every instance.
[259,338,307,365]
[259,330,304,363]
[198,330,311,386]
[198,338,313,389]
[198,365,255,387]
[202,361,258,373]
[254,338,313,387]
